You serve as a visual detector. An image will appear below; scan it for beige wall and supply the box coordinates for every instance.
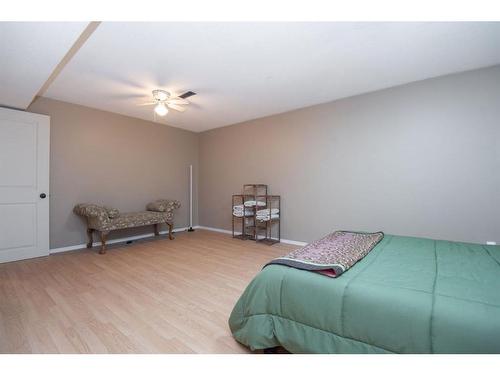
[28,97,199,249]
[199,66,500,244]
[27,66,500,249]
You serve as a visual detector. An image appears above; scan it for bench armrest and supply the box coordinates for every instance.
[146,199,181,213]
[74,203,111,229]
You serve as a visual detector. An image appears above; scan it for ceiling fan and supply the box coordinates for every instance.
[140,89,196,116]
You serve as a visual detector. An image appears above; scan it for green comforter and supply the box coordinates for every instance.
[229,234,500,353]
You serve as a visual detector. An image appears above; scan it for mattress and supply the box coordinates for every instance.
[228,234,500,353]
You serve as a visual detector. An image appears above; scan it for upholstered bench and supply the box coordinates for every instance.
[74,199,180,254]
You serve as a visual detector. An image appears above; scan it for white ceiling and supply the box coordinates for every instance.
[0,22,88,109]
[5,22,500,132]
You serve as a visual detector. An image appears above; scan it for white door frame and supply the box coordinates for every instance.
[0,107,50,263]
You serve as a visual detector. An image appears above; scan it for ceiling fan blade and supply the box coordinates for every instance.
[178,91,196,99]
[167,98,189,105]
[137,101,157,106]
[167,103,186,112]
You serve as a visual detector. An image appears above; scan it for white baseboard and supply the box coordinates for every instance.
[197,226,307,246]
[49,226,195,254]
[279,238,308,246]
[50,224,306,255]
[196,226,233,235]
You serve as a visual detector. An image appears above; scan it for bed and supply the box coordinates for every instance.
[229,234,500,353]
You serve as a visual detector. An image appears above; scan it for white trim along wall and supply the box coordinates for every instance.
[49,226,307,254]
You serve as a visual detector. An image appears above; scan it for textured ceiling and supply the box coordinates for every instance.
[8,22,500,132]
[0,22,88,109]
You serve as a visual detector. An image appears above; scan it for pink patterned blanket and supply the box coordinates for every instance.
[266,231,384,277]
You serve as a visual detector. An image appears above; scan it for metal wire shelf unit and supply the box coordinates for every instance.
[231,185,280,245]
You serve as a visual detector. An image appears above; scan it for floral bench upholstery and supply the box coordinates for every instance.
[74,199,180,254]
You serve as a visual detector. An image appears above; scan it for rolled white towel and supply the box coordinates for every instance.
[233,207,254,217]
[256,214,280,221]
[256,208,279,215]
[244,200,266,207]
[234,213,252,217]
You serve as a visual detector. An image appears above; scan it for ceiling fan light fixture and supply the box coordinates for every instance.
[141,89,194,117]
[152,89,169,101]
[154,102,168,116]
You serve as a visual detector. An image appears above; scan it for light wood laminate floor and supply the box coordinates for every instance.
[0,230,296,353]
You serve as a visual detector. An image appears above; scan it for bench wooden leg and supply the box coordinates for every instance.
[168,223,174,240]
[86,228,94,248]
[154,223,160,236]
[99,231,109,254]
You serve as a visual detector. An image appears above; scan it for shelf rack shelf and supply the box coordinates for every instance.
[232,185,280,245]
[255,195,281,245]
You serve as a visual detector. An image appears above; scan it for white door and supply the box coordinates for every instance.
[0,107,50,263]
